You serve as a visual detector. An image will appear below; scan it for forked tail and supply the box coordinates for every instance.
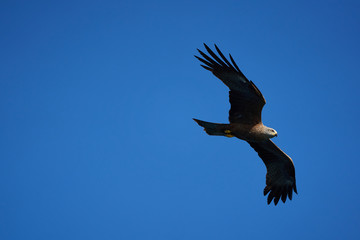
[193,118,232,137]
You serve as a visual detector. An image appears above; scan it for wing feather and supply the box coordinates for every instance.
[203,44,229,68]
[195,44,266,124]
[214,44,234,69]
[229,53,242,73]
[197,49,219,66]
[200,64,213,71]
[248,140,297,206]
[194,55,213,68]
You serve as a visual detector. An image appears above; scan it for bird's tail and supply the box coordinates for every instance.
[193,118,233,137]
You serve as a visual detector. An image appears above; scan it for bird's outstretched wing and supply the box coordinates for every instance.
[195,44,266,125]
[248,140,297,205]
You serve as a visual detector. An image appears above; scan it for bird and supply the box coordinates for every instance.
[193,44,297,205]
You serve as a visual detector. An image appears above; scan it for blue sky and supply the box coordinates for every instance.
[1,0,360,239]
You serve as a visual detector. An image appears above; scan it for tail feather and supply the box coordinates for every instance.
[193,118,230,136]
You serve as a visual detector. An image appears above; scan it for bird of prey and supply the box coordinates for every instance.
[193,44,297,205]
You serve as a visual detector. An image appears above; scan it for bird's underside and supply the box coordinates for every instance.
[193,44,297,205]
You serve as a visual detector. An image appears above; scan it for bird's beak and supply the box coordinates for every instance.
[275,133,278,137]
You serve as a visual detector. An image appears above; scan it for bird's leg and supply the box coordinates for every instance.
[224,129,234,138]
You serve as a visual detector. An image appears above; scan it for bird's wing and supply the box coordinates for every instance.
[195,44,266,124]
[248,140,297,205]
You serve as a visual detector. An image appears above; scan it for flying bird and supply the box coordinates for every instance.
[193,44,297,205]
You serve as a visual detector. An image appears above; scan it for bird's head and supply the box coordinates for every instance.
[266,127,278,138]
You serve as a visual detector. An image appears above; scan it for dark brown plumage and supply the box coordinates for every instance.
[193,44,297,205]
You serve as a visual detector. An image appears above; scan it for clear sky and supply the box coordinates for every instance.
[1,0,360,239]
